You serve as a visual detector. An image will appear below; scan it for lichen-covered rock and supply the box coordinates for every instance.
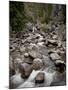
[32,58,43,70]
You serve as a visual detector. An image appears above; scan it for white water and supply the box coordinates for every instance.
[10,73,25,88]
[17,69,56,88]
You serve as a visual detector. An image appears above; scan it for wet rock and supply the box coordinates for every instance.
[19,63,32,78]
[35,72,45,83]
[50,53,61,61]
[54,60,66,73]
[32,58,43,70]
[29,50,42,59]
[24,53,29,58]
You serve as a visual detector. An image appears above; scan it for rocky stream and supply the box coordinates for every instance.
[9,18,66,88]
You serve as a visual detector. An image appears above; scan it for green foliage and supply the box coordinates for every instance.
[9,1,66,34]
[41,23,49,32]
[62,5,66,24]
[24,3,52,24]
[10,1,26,32]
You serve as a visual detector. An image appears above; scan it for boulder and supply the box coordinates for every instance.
[50,53,61,61]
[32,58,43,70]
[35,72,45,83]
[54,60,66,73]
[29,50,42,59]
[19,63,32,78]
